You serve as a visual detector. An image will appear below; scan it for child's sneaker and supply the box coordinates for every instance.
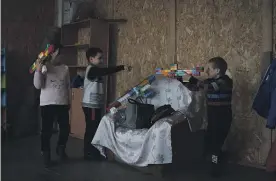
[41,151,53,168]
[56,145,68,161]
[210,154,221,178]
[84,152,104,161]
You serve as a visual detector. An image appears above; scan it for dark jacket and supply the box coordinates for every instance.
[252,59,276,129]
[189,75,233,107]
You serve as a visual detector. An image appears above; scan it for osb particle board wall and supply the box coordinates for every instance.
[274,0,276,53]
[77,28,90,66]
[77,0,276,166]
[177,0,264,166]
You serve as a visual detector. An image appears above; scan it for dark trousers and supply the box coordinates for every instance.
[82,107,102,155]
[40,105,70,152]
[205,106,232,164]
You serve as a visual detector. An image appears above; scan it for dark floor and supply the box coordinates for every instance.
[2,135,275,181]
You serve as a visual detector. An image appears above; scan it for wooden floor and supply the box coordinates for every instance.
[2,135,275,181]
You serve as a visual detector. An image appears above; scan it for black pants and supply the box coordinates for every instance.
[205,106,232,163]
[40,105,70,152]
[82,107,102,155]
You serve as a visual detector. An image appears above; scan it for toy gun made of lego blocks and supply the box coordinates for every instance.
[107,75,156,115]
[29,44,55,74]
[155,64,204,77]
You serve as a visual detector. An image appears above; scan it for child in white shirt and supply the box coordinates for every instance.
[33,48,70,167]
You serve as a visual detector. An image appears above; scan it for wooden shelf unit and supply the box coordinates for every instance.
[61,17,127,139]
[62,18,127,27]
[61,18,111,139]
[63,44,90,49]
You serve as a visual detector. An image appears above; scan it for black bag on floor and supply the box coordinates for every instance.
[150,105,175,126]
[124,98,155,129]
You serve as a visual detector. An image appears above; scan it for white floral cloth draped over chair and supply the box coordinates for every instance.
[92,77,207,167]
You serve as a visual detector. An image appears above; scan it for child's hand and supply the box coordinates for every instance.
[182,74,191,81]
[124,65,132,72]
[35,60,43,72]
[41,65,47,74]
[167,74,175,78]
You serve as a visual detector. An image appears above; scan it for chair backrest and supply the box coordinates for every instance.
[147,77,192,112]
[147,77,207,131]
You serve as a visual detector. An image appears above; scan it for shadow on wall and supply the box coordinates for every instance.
[107,24,119,103]
[4,26,62,139]
[225,68,264,164]
[2,0,57,139]
[6,49,40,138]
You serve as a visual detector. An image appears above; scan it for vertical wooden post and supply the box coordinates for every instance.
[260,0,274,165]
[57,0,64,27]
[168,0,177,64]
[261,0,273,76]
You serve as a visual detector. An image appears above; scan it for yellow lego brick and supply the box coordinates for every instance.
[170,64,178,70]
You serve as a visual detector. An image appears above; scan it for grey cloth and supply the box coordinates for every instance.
[184,90,207,131]
[121,100,137,129]
[119,97,155,129]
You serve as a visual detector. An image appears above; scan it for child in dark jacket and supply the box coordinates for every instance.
[183,57,233,177]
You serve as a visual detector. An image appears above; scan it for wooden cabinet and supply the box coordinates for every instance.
[61,19,110,139]
[61,18,126,139]
[70,88,85,139]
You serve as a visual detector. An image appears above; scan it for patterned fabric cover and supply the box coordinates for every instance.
[92,77,206,166]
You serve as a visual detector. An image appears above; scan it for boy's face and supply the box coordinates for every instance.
[89,52,103,65]
[50,49,61,65]
[205,62,220,79]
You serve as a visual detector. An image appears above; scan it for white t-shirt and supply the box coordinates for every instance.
[33,64,70,106]
[82,65,104,108]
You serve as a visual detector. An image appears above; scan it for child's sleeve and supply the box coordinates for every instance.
[87,65,125,80]
[190,76,233,92]
[189,76,205,89]
[65,67,71,105]
[209,78,233,91]
[188,76,225,91]
[33,71,45,89]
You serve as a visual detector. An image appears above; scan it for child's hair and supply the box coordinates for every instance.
[53,43,63,50]
[53,43,63,55]
[86,47,103,60]
[208,57,228,75]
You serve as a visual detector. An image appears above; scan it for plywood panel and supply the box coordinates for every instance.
[175,0,271,166]
[274,0,276,56]
[77,0,276,166]
[114,0,170,97]
[70,88,85,139]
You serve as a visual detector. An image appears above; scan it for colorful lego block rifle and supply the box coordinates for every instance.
[155,64,204,77]
[29,44,55,74]
[107,75,156,114]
